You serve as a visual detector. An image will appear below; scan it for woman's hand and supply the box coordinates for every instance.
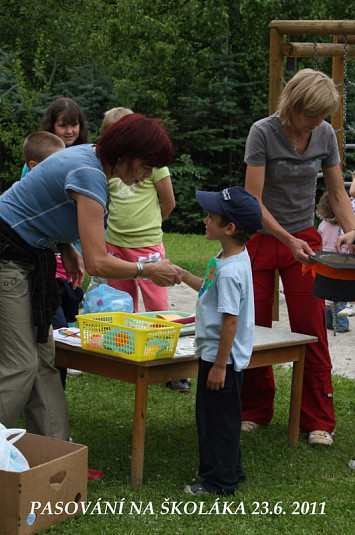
[57,243,85,288]
[288,236,316,264]
[336,230,355,254]
[144,259,181,287]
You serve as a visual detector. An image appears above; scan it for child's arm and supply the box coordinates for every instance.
[177,266,204,292]
[349,171,355,199]
[155,175,175,220]
[207,313,238,390]
[336,230,355,254]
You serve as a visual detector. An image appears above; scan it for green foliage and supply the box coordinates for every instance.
[0,42,115,187]
[0,0,354,227]
[0,48,40,188]
[171,50,256,183]
[45,64,116,136]
[164,155,209,235]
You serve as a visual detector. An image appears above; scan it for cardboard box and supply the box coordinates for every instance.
[0,433,88,535]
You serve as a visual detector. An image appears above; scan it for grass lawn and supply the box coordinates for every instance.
[164,232,219,276]
[42,369,354,535]
[45,233,353,534]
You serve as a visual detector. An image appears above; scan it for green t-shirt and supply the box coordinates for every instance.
[106,167,169,247]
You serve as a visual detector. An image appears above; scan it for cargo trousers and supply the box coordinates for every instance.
[0,259,69,439]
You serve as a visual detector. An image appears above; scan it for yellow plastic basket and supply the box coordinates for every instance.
[76,312,183,362]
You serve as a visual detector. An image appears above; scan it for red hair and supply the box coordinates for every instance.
[96,113,174,171]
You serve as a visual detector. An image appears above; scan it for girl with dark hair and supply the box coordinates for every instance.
[20,97,89,178]
[41,97,89,146]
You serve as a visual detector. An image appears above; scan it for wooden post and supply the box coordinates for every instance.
[268,20,355,35]
[269,27,284,113]
[332,35,345,170]
[282,42,355,57]
[269,27,285,321]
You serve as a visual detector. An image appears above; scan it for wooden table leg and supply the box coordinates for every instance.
[130,371,149,487]
[287,347,305,447]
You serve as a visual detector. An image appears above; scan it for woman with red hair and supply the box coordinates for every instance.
[0,113,179,442]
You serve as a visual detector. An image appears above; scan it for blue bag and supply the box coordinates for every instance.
[83,284,133,314]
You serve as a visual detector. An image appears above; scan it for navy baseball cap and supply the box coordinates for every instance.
[196,186,263,234]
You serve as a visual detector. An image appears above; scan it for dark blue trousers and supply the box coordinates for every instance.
[196,359,245,494]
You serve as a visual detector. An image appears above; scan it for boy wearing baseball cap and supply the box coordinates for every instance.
[180,186,262,495]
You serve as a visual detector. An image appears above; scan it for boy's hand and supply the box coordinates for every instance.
[172,263,184,280]
[172,264,204,292]
[144,259,181,287]
[207,364,226,390]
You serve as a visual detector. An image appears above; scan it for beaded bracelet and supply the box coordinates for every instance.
[134,262,144,279]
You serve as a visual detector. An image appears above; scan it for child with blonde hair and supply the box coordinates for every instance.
[102,108,189,391]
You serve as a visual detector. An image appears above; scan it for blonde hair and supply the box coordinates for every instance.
[278,69,340,126]
[100,107,133,134]
[22,131,65,165]
[316,191,337,223]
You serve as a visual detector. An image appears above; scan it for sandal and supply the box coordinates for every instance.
[241,420,260,432]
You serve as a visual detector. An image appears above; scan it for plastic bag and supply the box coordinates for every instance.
[0,423,30,472]
[86,276,107,293]
[83,284,133,314]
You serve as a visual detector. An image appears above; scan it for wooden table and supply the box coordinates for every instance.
[55,326,317,488]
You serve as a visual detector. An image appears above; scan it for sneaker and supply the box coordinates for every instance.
[166,379,191,392]
[241,420,260,432]
[87,469,104,480]
[184,482,211,495]
[307,430,334,446]
[338,306,355,317]
[67,368,83,375]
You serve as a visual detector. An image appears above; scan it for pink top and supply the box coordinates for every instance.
[318,196,355,253]
[318,220,343,252]
[55,255,68,279]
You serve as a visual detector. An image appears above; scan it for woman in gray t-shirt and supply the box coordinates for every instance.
[241,69,355,447]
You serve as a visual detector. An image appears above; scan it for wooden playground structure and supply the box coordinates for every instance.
[268,19,355,171]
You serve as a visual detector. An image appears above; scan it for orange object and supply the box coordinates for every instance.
[303,262,355,281]
[208,265,215,282]
[156,314,183,321]
[114,331,131,347]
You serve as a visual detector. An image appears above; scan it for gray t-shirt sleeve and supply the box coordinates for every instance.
[244,122,268,166]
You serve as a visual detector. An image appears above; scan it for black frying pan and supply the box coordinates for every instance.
[309,251,355,270]
[309,251,355,301]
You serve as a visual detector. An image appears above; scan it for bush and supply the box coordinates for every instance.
[164,154,208,235]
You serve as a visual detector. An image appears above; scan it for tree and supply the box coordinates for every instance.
[0,0,354,230]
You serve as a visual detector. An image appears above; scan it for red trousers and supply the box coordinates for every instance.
[242,228,335,433]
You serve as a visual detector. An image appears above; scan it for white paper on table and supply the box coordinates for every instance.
[174,336,195,356]
[53,327,82,347]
